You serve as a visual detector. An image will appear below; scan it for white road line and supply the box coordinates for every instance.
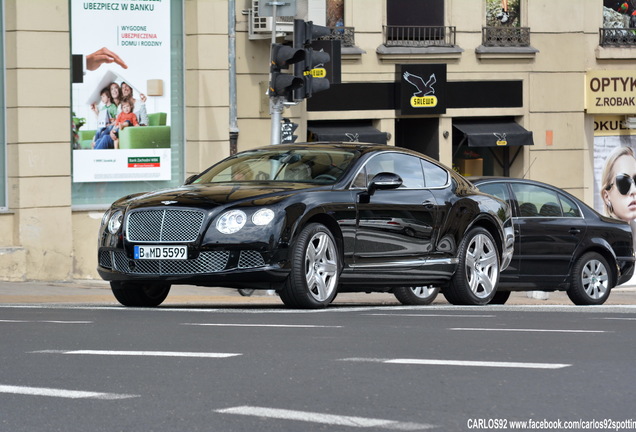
[366,314,496,318]
[0,384,137,400]
[0,320,92,324]
[602,317,636,321]
[182,323,342,328]
[450,327,607,333]
[340,358,570,369]
[215,406,435,430]
[32,350,241,358]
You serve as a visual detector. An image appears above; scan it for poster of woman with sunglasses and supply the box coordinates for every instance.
[599,145,636,253]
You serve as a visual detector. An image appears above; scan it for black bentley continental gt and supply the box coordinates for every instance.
[470,177,635,305]
[98,143,514,309]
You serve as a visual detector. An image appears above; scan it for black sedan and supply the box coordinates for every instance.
[470,177,635,305]
[97,143,514,309]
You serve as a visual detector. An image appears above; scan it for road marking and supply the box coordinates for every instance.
[0,384,137,400]
[340,358,570,369]
[215,406,435,430]
[0,319,92,324]
[602,317,636,321]
[32,350,241,358]
[182,323,342,328]
[366,314,496,318]
[450,327,607,333]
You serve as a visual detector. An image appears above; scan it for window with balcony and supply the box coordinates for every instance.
[476,0,537,59]
[377,0,462,60]
[597,2,636,59]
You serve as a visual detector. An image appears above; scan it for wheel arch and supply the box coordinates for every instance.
[466,215,506,263]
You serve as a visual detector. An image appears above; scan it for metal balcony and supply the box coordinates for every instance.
[319,26,356,48]
[383,25,457,47]
[482,26,531,47]
[599,27,636,47]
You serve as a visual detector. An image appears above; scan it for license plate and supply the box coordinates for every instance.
[134,245,187,260]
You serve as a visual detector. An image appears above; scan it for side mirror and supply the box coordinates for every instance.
[184,174,198,185]
[368,172,403,196]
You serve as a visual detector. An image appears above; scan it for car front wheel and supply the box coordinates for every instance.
[394,286,440,305]
[443,227,499,305]
[566,252,611,305]
[279,223,340,309]
[111,281,171,307]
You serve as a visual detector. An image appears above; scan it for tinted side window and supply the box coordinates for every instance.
[476,182,509,203]
[511,183,562,217]
[421,159,448,187]
[559,194,581,217]
[363,153,425,189]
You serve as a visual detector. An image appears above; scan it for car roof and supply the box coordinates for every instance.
[468,176,559,190]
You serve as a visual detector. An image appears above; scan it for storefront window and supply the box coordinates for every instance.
[70,0,184,208]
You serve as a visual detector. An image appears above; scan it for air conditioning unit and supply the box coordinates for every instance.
[249,0,294,40]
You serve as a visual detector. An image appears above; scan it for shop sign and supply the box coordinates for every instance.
[594,115,636,136]
[398,64,447,115]
[586,70,636,114]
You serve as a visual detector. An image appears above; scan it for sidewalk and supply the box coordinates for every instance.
[1,279,636,306]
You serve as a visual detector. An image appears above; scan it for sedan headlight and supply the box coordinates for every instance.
[252,208,275,226]
[216,210,247,234]
[107,210,123,234]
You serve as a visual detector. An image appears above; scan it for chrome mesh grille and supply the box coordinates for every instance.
[238,250,265,269]
[126,209,205,243]
[99,250,113,268]
[111,250,229,275]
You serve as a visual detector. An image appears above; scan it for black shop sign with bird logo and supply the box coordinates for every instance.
[398,64,447,115]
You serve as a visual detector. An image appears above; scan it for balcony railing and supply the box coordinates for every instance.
[599,27,636,47]
[383,25,456,47]
[482,26,531,47]
[319,26,356,48]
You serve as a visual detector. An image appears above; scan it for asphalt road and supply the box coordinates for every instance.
[1,300,635,431]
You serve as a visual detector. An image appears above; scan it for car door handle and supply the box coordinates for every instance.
[569,227,581,235]
[422,200,435,209]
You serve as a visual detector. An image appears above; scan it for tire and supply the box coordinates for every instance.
[279,223,340,309]
[443,227,499,305]
[238,288,255,297]
[566,252,611,305]
[111,281,171,307]
[489,290,511,305]
[394,286,440,305]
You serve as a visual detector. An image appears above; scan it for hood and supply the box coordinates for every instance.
[113,182,321,210]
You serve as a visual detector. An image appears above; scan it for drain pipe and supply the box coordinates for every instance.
[229,0,239,154]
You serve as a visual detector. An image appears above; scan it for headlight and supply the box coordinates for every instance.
[216,210,247,234]
[107,210,123,234]
[252,208,275,226]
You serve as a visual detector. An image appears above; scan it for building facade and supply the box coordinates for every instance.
[1,0,635,281]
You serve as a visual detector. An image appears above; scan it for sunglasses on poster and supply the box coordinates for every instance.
[605,173,636,195]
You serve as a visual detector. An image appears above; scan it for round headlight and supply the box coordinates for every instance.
[216,210,247,234]
[108,210,123,234]
[252,208,275,226]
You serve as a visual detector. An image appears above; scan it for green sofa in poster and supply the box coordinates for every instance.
[77,112,170,150]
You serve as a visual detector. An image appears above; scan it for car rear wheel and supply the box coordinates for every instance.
[111,281,171,307]
[394,286,440,305]
[443,227,499,305]
[489,290,511,305]
[566,252,611,305]
[279,223,340,309]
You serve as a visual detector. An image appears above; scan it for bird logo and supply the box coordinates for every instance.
[494,132,508,146]
[404,72,438,108]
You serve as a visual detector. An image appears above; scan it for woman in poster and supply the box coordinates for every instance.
[601,145,636,250]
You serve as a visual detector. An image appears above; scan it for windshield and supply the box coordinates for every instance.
[191,148,359,185]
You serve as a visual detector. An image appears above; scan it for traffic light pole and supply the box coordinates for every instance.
[270,96,284,145]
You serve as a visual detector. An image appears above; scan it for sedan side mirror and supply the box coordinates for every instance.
[184,174,198,185]
[368,172,403,196]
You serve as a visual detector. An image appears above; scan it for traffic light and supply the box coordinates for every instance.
[281,118,299,143]
[293,19,331,99]
[269,43,305,99]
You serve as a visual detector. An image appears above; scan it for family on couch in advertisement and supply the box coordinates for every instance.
[71,0,173,183]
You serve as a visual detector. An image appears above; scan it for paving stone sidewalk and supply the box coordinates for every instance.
[1,279,636,306]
